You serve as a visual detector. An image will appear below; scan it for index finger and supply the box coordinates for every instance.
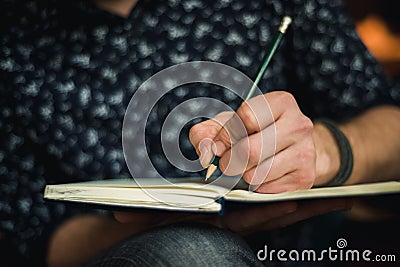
[212,94,275,156]
[189,111,234,155]
[213,91,300,157]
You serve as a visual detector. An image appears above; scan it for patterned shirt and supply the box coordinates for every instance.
[1,0,399,265]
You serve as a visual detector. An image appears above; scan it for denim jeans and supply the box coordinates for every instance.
[85,223,264,267]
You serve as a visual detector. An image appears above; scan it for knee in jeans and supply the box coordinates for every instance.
[86,223,261,267]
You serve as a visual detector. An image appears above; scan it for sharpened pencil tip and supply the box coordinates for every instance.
[205,164,218,180]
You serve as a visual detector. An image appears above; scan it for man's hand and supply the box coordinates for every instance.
[210,198,352,235]
[113,198,353,236]
[190,91,316,193]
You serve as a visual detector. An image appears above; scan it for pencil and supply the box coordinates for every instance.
[205,16,292,180]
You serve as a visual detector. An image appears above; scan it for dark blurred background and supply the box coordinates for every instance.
[347,0,400,78]
[337,3,400,266]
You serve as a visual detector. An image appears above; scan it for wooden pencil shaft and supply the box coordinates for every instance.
[244,32,283,101]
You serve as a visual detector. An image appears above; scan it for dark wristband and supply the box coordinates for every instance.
[316,119,354,187]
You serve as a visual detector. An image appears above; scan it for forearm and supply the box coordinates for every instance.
[313,105,400,186]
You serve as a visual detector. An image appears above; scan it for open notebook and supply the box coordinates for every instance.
[44,178,400,213]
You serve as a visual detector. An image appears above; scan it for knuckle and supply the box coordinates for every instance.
[296,171,315,189]
[275,91,296,106]
[297,116,313,133]
[296,146,316,161]
[299,173,314,189]
[288,116,313,140]
[237,103,259,132]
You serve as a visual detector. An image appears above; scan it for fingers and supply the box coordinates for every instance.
[190,91,298,158]
[217,120,276,176]
[212,94,276,156]
[221,202,298,233]
[242,139,315,187]
[219,114,314,178]
[212,91,300,146]
[253,168,315,193]
[211,112,248,156]
[250,136,315,192]
[253,198,353,231]
[189,112,234,167]
[189,91,315,192]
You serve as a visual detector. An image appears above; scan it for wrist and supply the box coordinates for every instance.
[312,122,341,186]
